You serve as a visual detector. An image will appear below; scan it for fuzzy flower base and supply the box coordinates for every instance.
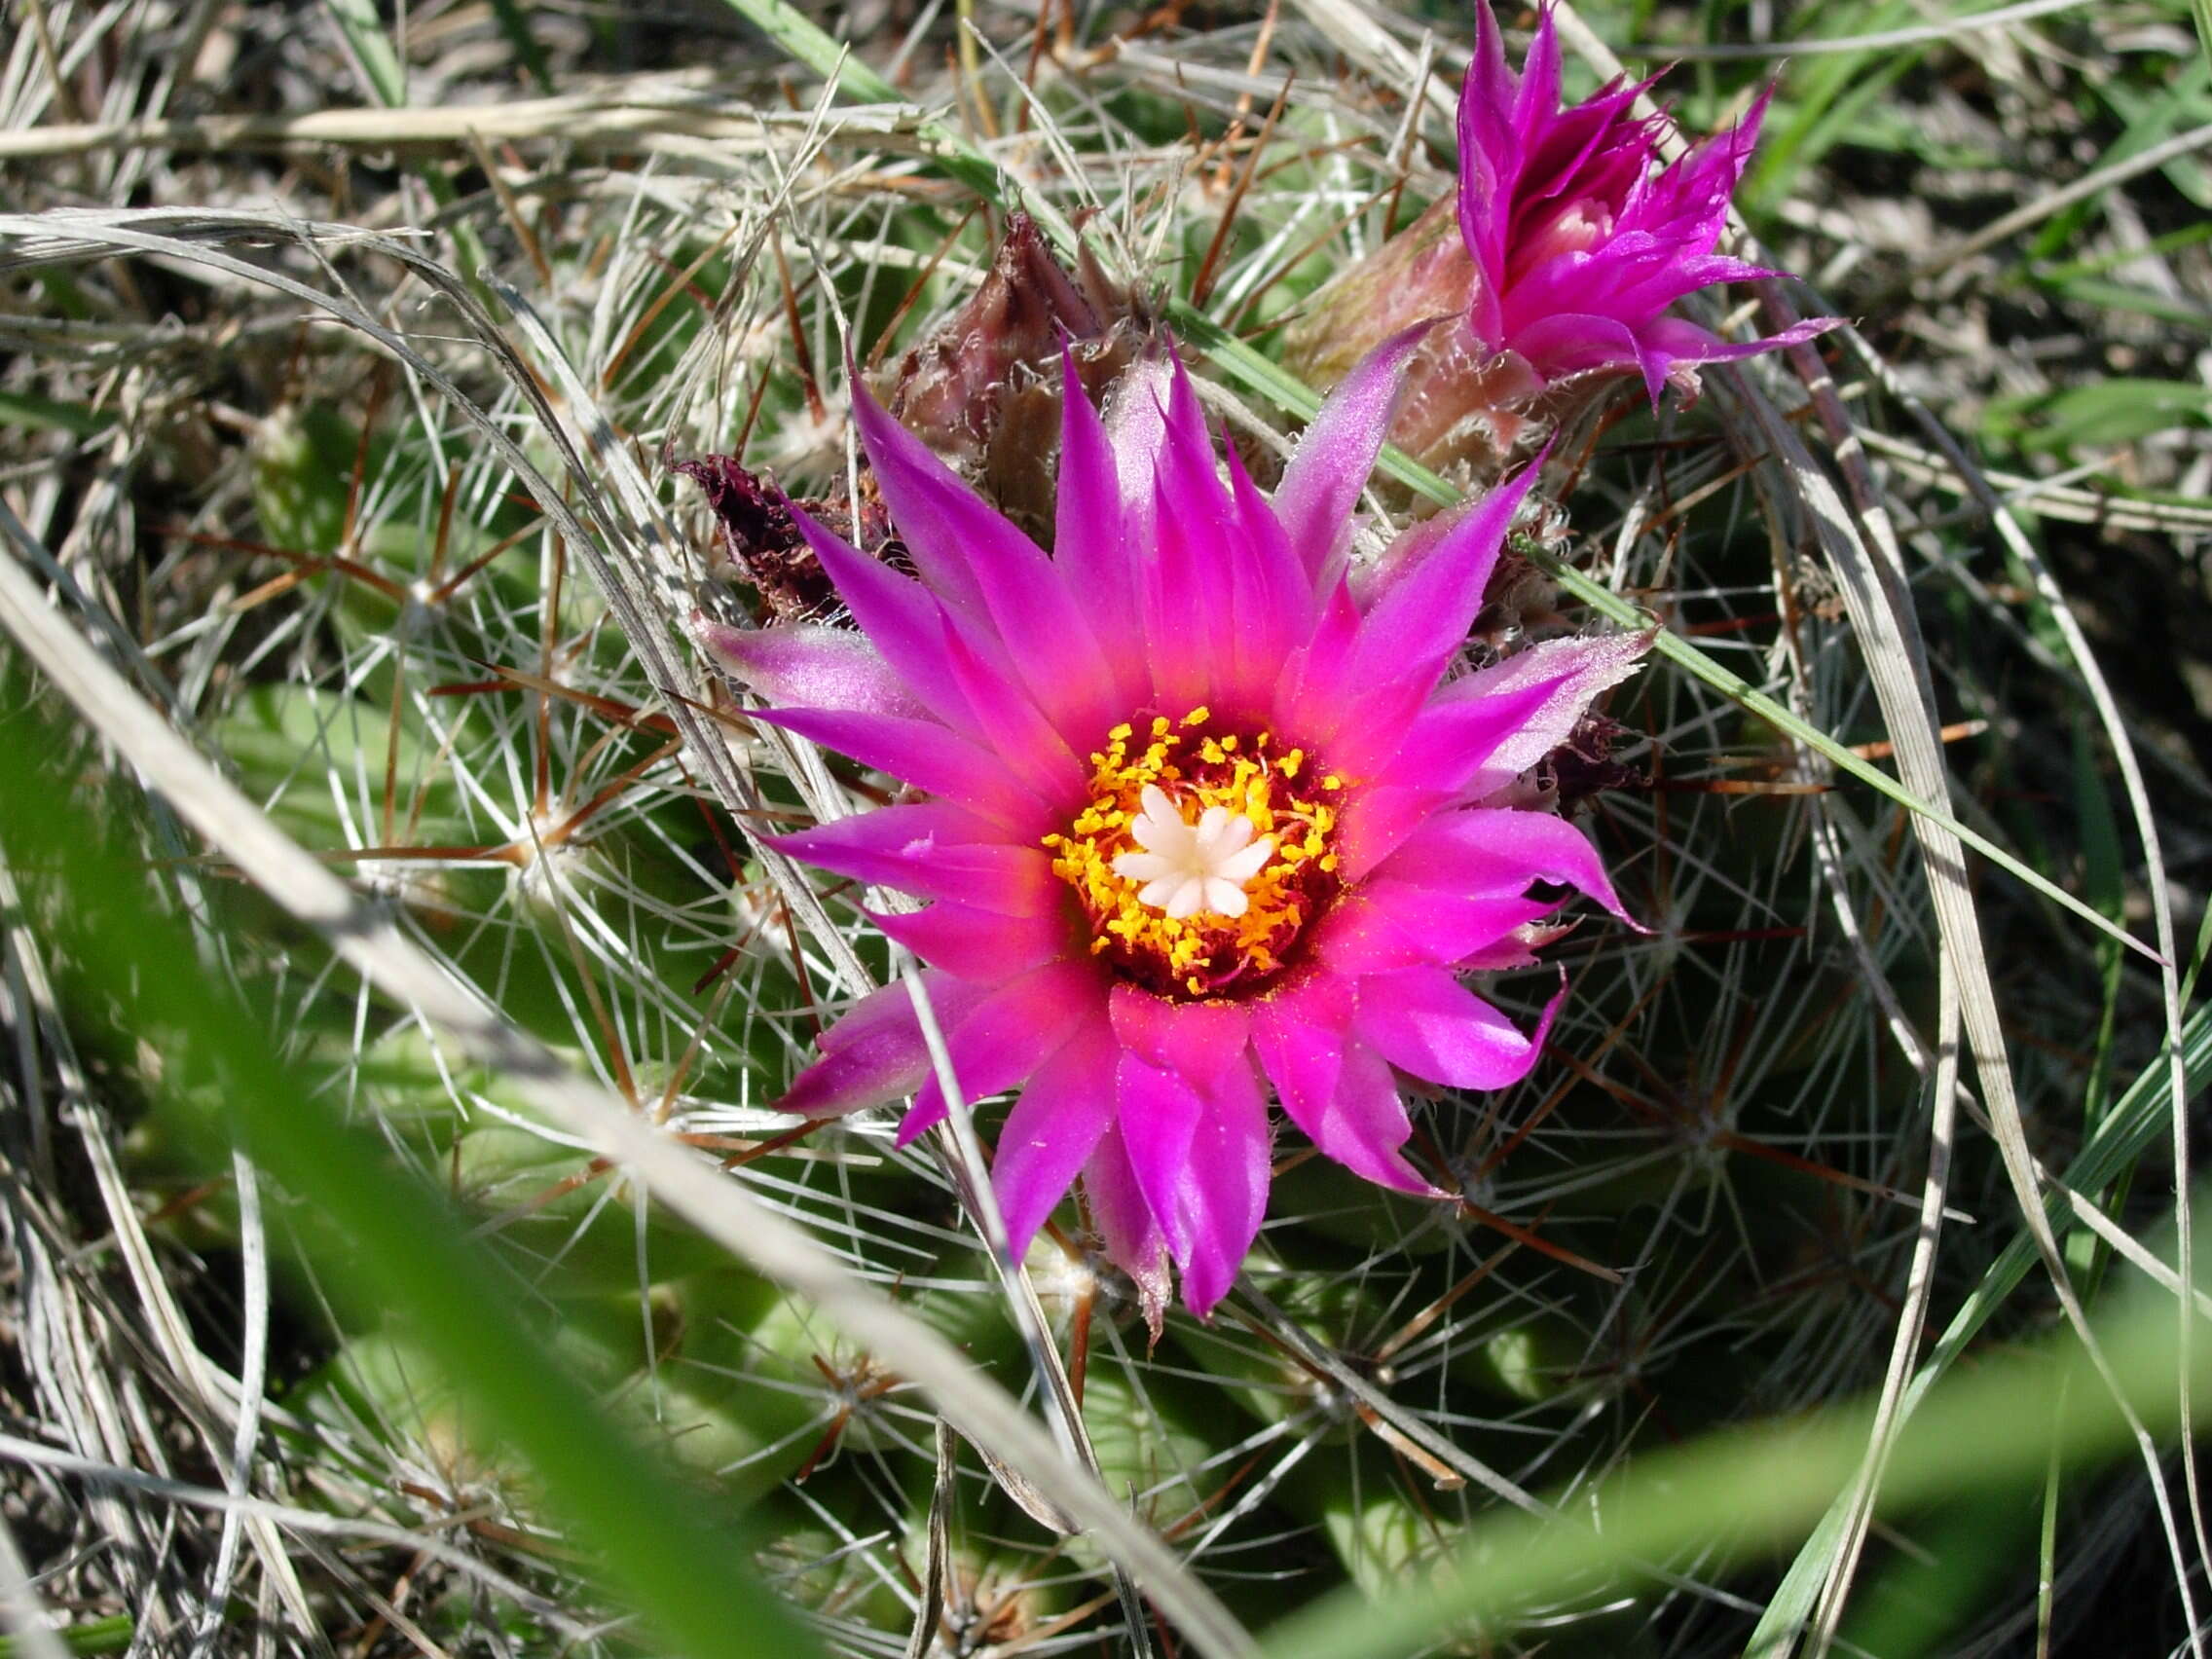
[700,330,1643,1323]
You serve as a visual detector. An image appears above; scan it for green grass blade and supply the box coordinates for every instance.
[320,0,407,107]
[0,389,113,438]
[316,0,495,297]
[1746,991,2212,1656]
[0,695,818,1659]
[487,0,555,94]
[0,1617,133,1657]
[716,0,1003,201]
[1260,1231,2207,1659]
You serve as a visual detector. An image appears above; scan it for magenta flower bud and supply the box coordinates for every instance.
[703,328,1645,1327]
[1286,1,1834,471]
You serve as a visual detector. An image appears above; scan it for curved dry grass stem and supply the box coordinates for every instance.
[0,89,926,161]
[1829,320,2211,1644]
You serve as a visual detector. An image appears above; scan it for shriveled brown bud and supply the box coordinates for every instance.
[1549,712,1645,808]
[880,211,1155,541]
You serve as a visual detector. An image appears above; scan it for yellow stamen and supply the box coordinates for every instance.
[1044,710,1346,1001]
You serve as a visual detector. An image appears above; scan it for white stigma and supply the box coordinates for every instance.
[1111,784,1276,920]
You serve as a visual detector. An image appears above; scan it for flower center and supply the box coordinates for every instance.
[1042,707,1345,1001]
[1513,197,1614,282]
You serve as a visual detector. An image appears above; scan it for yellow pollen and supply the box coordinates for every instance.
[1044,708,1345,1002]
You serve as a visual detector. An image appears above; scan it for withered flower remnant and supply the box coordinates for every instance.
[678,215,1149,618]
[674,455,896,625]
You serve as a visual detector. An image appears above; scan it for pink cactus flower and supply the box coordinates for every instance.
[700,332,1643,1322]
[1454,0,1828,400]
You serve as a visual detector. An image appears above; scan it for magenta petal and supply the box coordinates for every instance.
[767,804,1056,915]
[1641,313,1839,373]
[1272,322,1433,586]
[1335,782,1451,884]
[1446,2,1820,388]
[1339,640,1642,880]
[1506,310,1650,394]
[778,972,984,1117]
[1171,1057,1271,1317]
[1329,456,1545,719]
[1379,807,1634,922]
[1456,0,1519,284]
[783,499,981,730]
[1223,440,1317,697]
[1106,986,1264,1317]
[1142,408,1240,710]
[1511,6,1565,158]
[1109,985,1250,1091]
[852,376,1115,735]
[1104,350,1177,517]
[933,612,1088,810]
[1330,1042,1445,1193]
[1291,468,1557,787]
[1366,665,1606,804]
[1082,1118,1171,1337]
[1382,882,1562,965]
[1113,1049,1203,1256]
[866,900,1069,981]
[1317,887,1558,975]
[1353,967,1554,1091]
[1309,893,1436,977]
[1325,620,1612,793]
[1116,1045,1270,1318]
[1447,633,1648,802]
[991,1016,1119,1260]
[898,959,1099,1144]
[1052,347,1143,699]
[1272,583,1362,749]
[754,706,1049,832]
[844,380,992,620]
[690,617,923,719]
[1159,346,1216,463]
[1254,986,1439,1196]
